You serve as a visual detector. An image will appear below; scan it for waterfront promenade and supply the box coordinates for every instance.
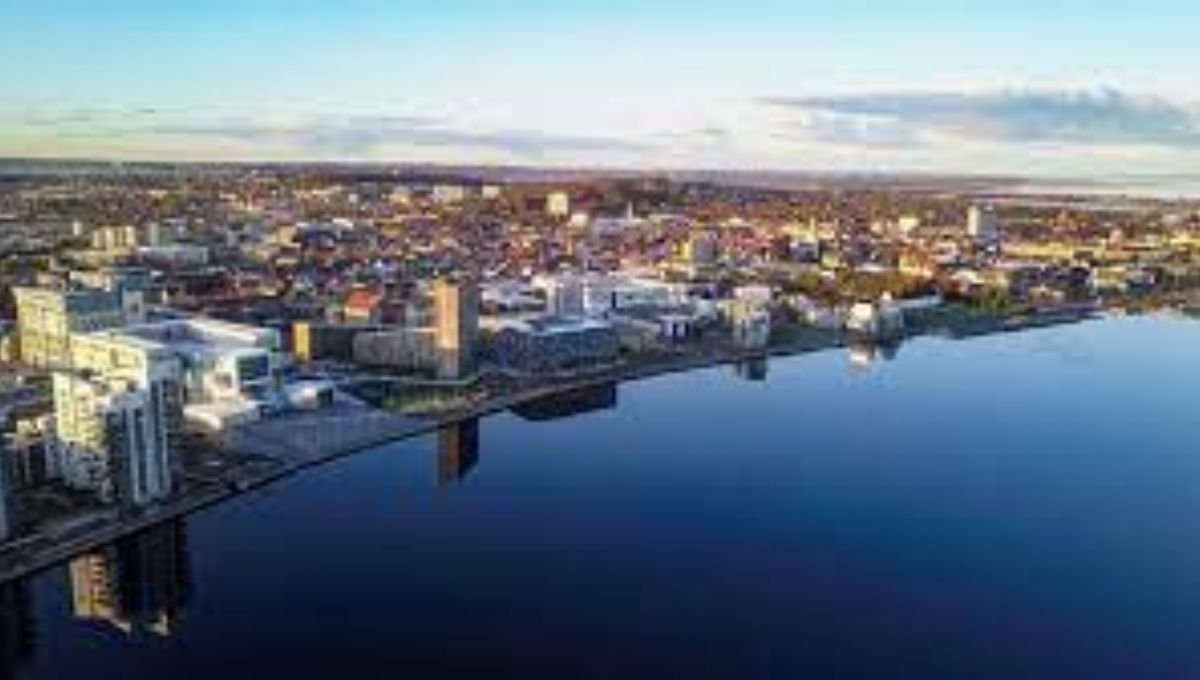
[0,308,1098,584]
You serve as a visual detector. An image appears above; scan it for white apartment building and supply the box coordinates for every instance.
[54,372,173,506]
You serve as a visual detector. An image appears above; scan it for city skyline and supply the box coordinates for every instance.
[3,0,1200,175]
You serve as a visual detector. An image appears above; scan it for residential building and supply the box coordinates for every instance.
[53,372,172,506]
[69,330,185,468]
[342,290,387,325]
[3,413,59,488]
[13,287,128,369]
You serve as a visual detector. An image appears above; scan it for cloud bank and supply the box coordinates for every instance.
[1,109,649,161]
[4,88,1200,176]
[761,88,1200,148]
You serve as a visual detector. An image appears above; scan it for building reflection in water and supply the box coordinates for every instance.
[0,579,35,678]
[733,358,769,382]
[847,339,903,373]
[437,419,480,485]
[509,383,618,422]
[69,519,192,638]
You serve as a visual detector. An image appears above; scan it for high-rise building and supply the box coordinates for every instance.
[968,205,1000,244]
[13,287,127,369]
[546,191,571,218]
[434,279,479,381]
[53,372,174,507]
[70,521,192,637]
[69,330,185,482]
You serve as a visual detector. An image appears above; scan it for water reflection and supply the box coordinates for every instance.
[437,419,480,485]
[847,338,903,372]
[6,318,1197,677]
[733,358,769,382]
[509,383,618,422]
[0,580,34,679]
[69,520,192,638]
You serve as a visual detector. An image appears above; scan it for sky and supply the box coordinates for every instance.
[2,0,1199,176]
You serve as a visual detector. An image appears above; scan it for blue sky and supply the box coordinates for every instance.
[2,0,1199,175]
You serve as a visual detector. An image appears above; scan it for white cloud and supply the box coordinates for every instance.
[761,87,1200,148]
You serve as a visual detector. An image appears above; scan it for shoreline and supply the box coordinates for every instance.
[0,309,1103,584]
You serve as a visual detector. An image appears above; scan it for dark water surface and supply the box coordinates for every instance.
[6,316,1200,678]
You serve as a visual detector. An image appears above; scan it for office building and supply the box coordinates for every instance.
[353,328,437,371]
[111,318,281,405]
[434,279,479,380]
[78,318,283,433]
[487,317,619,372]
[293,322,366,363]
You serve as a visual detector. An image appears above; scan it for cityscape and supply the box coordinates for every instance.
[3,0,1200,677]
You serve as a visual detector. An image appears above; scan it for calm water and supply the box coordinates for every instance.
[5,316,1200,678]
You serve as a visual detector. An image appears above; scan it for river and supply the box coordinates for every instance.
[4,315,1200,678]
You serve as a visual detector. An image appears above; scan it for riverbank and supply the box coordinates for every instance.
[0,306,1100,585]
